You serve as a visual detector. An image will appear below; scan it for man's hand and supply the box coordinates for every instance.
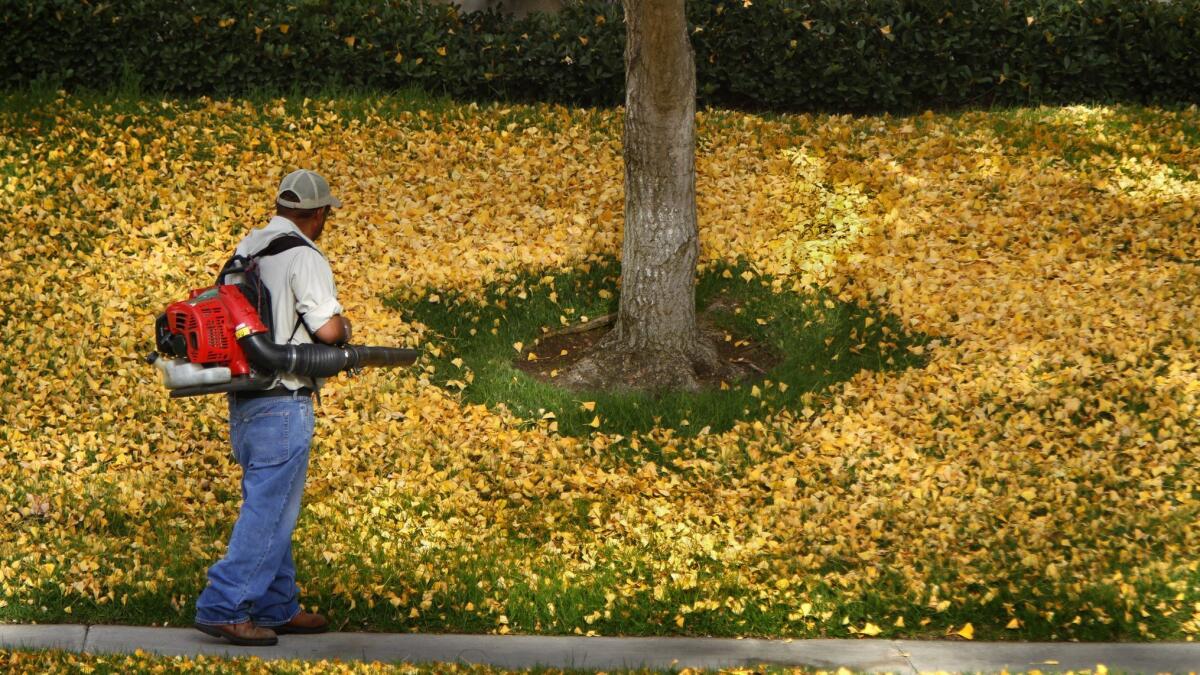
[314,315,352,345]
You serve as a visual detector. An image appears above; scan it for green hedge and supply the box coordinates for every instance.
[3,0,1197,112]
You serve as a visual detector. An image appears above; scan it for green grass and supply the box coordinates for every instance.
[5,90,1195,645]
[17,466,1171,641]
[0,83,462,145]
[393,257,931,447]
[980,104,1200,177]
[9,535,1193,642]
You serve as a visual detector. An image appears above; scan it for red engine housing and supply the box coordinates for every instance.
[164,285,267,376]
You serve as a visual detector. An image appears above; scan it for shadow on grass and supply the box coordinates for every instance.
[393,257,934,442]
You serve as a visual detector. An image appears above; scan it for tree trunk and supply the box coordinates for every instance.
[561,0,721,392]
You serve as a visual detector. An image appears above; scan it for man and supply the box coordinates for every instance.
[194,169,352,646]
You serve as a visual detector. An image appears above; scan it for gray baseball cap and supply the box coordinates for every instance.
[276,169,343,209]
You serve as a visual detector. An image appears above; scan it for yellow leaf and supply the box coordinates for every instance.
[1006,618,1021,629]
[513,341,524,352]
[279,23,289,34]
[861,622,882,636]
[588,415,601,428]
[344,36,356,48]
[581,401,596,411]
[394,52,404,64]
[955,623,974,640]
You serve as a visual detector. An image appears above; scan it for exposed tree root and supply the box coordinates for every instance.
[558,325,749,393]
[541,313,616,339]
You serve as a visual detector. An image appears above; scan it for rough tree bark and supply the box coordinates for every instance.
[561,0,726,392]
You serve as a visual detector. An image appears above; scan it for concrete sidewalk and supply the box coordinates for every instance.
[2,624,1198,673]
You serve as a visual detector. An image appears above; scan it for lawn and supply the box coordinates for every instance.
[0,90,1197,642]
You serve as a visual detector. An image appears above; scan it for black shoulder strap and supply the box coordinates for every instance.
[253,233,316,259]
[253,234,323,344]
[216,234,317,285]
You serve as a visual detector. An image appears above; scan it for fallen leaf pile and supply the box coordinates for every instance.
[9,648,1025,675]
[0,648,629,674]
[0,96,1196,639]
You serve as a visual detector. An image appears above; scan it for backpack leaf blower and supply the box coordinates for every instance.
[147,238,419,398]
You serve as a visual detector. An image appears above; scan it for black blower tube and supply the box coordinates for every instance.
[238,333,419,378]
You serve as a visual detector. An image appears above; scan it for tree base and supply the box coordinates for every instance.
[561,342,714,393]
[515,312,778,394]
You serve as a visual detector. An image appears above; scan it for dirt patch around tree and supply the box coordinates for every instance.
[513,300,783,390]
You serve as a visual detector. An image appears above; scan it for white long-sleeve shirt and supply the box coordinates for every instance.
[233,216,343,391]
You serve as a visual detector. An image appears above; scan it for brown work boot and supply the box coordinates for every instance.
[194,620,278,646]
[272,611,329,635]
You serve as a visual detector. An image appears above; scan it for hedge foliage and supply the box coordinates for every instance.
[3,0,1198,112]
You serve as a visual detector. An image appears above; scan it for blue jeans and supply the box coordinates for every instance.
[195,394,314,627]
